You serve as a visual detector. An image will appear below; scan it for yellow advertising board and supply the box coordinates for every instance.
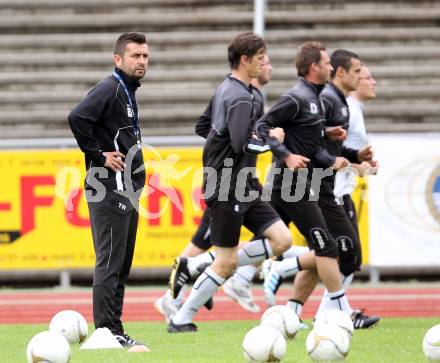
[0,148,368,270]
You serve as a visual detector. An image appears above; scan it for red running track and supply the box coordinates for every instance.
[1,286,439,324]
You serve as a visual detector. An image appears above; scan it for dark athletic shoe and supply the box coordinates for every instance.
[167,320,198,333]
[204,297,214,310]
[113,333,146,347]
[169,257,191,299]
[351,309,380,329]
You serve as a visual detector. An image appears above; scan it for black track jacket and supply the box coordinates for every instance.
[68,68,146,193]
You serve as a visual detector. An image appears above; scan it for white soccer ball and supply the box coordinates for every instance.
[49,310,88,343]
[423,324,440,361]
[26,331,71,363]
[260,305,301,339]
[243,325,286,362]
[306,323,350,361]
[315,309,354,339]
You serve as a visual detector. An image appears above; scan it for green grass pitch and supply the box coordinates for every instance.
[1,317,437,362]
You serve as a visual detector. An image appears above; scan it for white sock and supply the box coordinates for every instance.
[172,267,225,325]
[286,299,303,318]
[274,257,300,278]
[315,273,354,318]
[341,273,354,291]
[187,251,215,276]
[164,289,174,303]
[315,289,327,319]
[237,239,273,267]
[316,289,352,320]
[233,265,258,285]
[172,286,186,308]
[282,245,309,259]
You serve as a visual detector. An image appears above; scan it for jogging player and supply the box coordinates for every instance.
[154,54,278,321]
[167,32,294,333]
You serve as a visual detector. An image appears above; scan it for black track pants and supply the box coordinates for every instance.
[87,191,139,334]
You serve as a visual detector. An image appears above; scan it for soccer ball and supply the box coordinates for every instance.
[423,324,440,361]
[315,309,354,339]
[260,305,301,339]
[306,323,350,361]
[49,310,88,343]
[243,325,286,362]
[26,331,71,363]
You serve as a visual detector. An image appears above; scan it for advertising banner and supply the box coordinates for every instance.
[368,134,440,267]
[0,147,368,270]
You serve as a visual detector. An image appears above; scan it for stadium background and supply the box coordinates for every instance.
[0,0,439,285]
[1,1,440,362]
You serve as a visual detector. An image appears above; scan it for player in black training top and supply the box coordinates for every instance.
[167,32,292,333]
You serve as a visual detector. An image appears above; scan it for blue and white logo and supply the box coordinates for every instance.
[426,164,440,224]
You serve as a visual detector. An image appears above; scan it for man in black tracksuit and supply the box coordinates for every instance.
[68,32,148,347]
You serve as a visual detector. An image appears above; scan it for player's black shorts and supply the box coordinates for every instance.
[209,197,280,248]
[191,208,212,251]
[342,194,360,240]
[318,180,362,275]
[270,188,338,258]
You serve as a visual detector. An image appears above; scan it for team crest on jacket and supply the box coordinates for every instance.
[426,163,440,225]
[126,105,134,117]
[310,103,318,114]
[341,107,348,117]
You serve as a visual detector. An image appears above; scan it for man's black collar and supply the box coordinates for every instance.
[114,67,141,91]
[298,77,325,94]
[328,81,348,105]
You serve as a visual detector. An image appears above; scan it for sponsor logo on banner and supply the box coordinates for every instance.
[427,163,440,224]
[368,134,440,267]
[384,157,440,231]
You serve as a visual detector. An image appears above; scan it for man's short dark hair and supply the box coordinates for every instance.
[330,49,359,78]
[113,32,147,55]
[227,32,266,70]
[295,41,326,77]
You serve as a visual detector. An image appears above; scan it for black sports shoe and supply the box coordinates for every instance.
[351,309,380,329]
[167,320,198,333]
[204,297,214,310]
[113,333,146,347]
[169,256,191,299]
